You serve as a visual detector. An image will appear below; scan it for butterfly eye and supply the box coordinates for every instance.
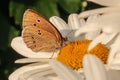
[32,36,34,39]
[33,41,36,43]
[38,30,41,35]
[33,23,36,26]
[37,19,40,22]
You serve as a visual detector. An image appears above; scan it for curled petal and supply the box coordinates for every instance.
[11,37,59,58]
[83,54,108,80]
[88,0,120,6]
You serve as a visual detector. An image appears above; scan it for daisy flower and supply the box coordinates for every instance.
[9,2,120,79]
[9,10,104,80]
[11,11,101,59]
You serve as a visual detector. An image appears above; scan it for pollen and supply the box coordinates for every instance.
[57,40,109,70]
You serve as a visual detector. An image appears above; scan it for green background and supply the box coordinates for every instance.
[0,0,102,80]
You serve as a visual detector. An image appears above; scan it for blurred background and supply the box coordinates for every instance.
[0,0,102,80]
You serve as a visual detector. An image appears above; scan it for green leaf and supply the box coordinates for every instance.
[9,0,59,26]
[58,0,82,13]
[33,0,59,18]
[9,1,27,25]
[0,13,11,50]
[0,12,20,50]
[8,26,20,47]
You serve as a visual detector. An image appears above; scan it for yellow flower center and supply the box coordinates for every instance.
[57,40,109,70]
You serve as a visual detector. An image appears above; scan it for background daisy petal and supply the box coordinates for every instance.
[78,7,120,18]
[88,0,120,6]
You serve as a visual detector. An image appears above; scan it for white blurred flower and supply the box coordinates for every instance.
[79,0,120,18]
[75,0,120,70]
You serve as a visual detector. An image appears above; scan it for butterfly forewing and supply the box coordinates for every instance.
[22,9,64,52]
[22,9,62,41]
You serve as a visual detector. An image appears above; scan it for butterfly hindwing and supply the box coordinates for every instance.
[22,26,61,52]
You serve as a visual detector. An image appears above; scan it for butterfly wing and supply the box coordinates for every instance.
[22,26,61,52]
[22,9,62,42]
[22,9,63,51]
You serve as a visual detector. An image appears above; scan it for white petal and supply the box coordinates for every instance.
[83,54,108,80]
[107,70,120,80]
[49,16,68,30]
[49,16,71,37]
[11,37,59,58]
[86,14,100,23]
[79,7,120,18]
[108,34,120,66]
[49,15,80,41]
[99,13,120,33]
[79,19,85,27]
[68,13,81,29]
[88,33,117,51]
[68,14,86,40]
[109,51,120,70]
[88,0,120,6]
[75,23,100,37]
[49,59,83,80]
[20,65,58,80]
[85,14,101,40]
[85,30,101,40]
[15,58,50,63]
[112,51,120,65]
[9,63,52,80]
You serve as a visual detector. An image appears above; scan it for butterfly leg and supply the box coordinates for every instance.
[49,50,55,59]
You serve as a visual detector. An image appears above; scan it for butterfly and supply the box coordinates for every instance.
[22,9,67,52]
